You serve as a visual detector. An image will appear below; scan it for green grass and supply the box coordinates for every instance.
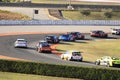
[56,40,120,62]
[0,72,79,80]
[62,11,120,20]
[32,0,120,5]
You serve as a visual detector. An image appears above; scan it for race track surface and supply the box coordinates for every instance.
[0,34,97,67]
[0,25,120,68]
[1,33,120,68]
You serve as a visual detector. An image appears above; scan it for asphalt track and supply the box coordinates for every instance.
[1,33,120,68]
[0,25,120,68]
[0,34,97,67]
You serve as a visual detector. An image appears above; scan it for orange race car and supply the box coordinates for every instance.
[36,40,51,53]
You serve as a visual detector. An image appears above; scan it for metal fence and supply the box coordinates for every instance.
[0,20,120,26]
[0,3,120,10]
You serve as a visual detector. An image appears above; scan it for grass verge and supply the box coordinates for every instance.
[62,10,120,20]
[56,39,120,62]
[0,71,79,80]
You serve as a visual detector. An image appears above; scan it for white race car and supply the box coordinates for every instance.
[14,39,27,48]
[61,50,83,61]
[111,28,120,35]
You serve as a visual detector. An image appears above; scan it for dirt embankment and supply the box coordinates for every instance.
[0,10,31,20]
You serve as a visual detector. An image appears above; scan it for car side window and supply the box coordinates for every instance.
[65,51,69,54]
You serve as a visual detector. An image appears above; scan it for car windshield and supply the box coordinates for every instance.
[92,31,97,33]
[46,36,53,39]
[72,52,81,56]
[99,31,104,33]
[113,29,120,31]
[71,32,77,34]
[40,42,49,47]
[92,31,103,33]
[17,40,26,43]
[116,29,120,31]
[62,35,69,37]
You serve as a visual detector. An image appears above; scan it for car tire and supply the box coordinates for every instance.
[79,59,83,62]
[14,46,17,48]
[112,33,114,35]
[38,49,42,53]
[95,61,100,65]
[116,32,120,35]
[106,62,110,67]
[61,57,64,60]
[36,48,38,51]
[79,58,83,62]
[68,57,72,61]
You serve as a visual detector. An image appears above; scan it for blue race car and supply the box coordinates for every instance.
[59,34,75,41]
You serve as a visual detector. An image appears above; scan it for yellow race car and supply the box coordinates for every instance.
[95,56,120,67]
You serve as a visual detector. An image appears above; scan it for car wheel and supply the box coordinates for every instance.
[14,46,17,48]
[61,57,64,60]
[68,57,72,61]
[38,49,42,53]
[106,62,110,67]
[73,39,75,42]
[116,32,120,35]
[95,61,100,65]
[105,35,108,38]
[79,59,82,62]
[36,48,38,51]
[112,33,114,35]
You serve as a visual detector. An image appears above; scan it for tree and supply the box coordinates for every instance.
[102,9,113,18]
[104,11,112,18]
[81,9,91,16]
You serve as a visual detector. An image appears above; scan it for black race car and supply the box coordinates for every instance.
[45,35,59,43]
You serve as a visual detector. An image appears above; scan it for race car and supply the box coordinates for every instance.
[36,40,51,53]
[61,50,83,61]
[59,34,75,41]
[90,30,108,38]
[67,32,85,40]
[45,35,59,43]
[95,56,120,67]
[14,39,27,48]
[111,28,120,35]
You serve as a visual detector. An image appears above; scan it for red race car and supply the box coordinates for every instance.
[67,32,85,40]
[36,40,51,53]
[90,30,108,38]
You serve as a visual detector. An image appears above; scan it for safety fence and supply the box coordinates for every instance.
[0,20,120,26]
[0,3,120,10]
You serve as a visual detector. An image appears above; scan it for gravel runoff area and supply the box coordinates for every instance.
[0,25,120,34]
[0,7,51,20]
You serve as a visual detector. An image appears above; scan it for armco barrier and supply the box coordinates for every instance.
[0,20,120,26]
[0,3,120,11]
